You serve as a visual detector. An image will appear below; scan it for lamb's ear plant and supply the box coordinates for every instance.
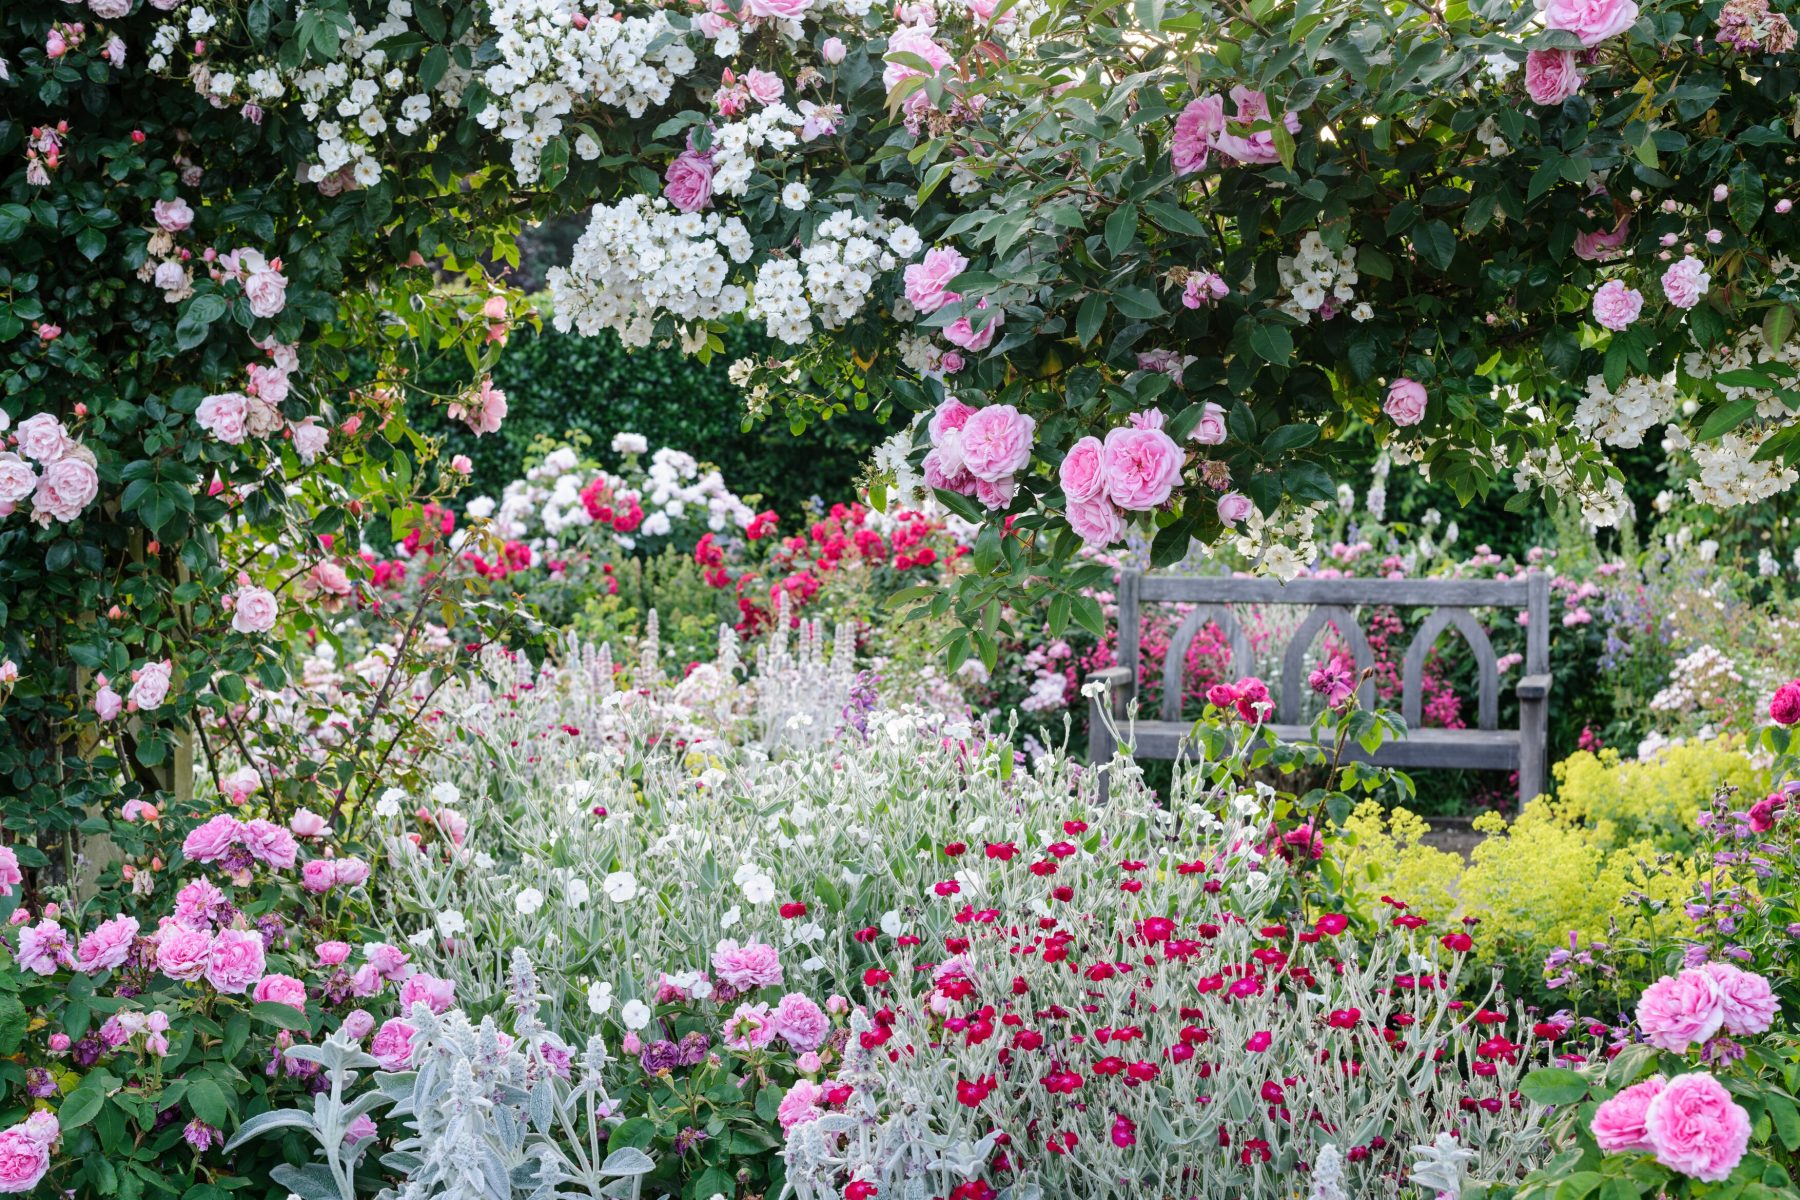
[222,1032,391,1200]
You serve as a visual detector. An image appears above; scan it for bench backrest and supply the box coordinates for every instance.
[1115,571,1550,728]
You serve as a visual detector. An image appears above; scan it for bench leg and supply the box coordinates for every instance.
[1518,698,1547,805]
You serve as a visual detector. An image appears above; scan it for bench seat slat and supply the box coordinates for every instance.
[1136,577,1531,607]
[1125,722,1523,770]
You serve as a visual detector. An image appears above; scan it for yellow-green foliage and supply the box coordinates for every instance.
[1553,741,1767,848]
[1336,801,1461,921]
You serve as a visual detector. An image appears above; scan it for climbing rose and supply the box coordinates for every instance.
[959,405,1036,483]
[230,586,278,634]
[662,149,714,213]
[1100,424,1183,510]
[1170,94,1225,174]
[1057,436,1107,504]
[1662,255,1711,309]
[1542,0,1639,44]
[903,247,968,315]
[1591,279,1643,330]
[1383,378,1429,426]
[1524,49,1584,104]
[1065,496,1126,549]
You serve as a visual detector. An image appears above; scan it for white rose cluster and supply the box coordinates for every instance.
[747,210,921,344]
[548,196,753,348]
[1276,232,1365,323]
[711,104,807,195]
[1675,426,1800,508]
[1574,372,1679,448]
[1684,324,1800,421]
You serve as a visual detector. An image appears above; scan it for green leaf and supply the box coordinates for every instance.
[1262,423,1319,456]
[186,1079,230,1127]
[58,1087,107,1130]
[1111,286,1164,320]
[1729,161,1766,233]
[1519,1067,1590,1107]
[1411,220,1456,272]
[249,1002,312,1032]
[1699,396,1761,441]
[1076,292,1106,347]
[0,204,30,243]
[1249,321,1293,365]
[1104,202,1138,257]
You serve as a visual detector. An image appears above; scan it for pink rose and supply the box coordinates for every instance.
[128,660,173,711]
[744,0,810,16]
[882,25,952,92]
[152,198,195,232]
[928,396,977,442]
[1100,424,1183,511]
[196,391,251,445]
[821,36,846,63]
[231,585,278,634]
[943,297,1004,352]
[367,942,411,980]
[15,921,72,975]
[974,475,1016,510]
[1698,962,1778,1036]
[1592,279,1644,330]
[1643,1072,1750,1181]
[1636,969,1724,1052]
[449,453,473,475]
[723,1001,779,1051]
[1058,436,1107,504]
[312,561,352,596]
[205,927,267,994]
[13,414,71,463]
[252,973,308,1011]
[1591,1075,1665,1153]
[291,419,330,465]
[332,856,371,887]
[1573,215,1631,261]
[1543,0,1639,44]
[1384,377,1429,426]
[712,939,784,990]
[241,818,298,870]
[1524,49,1584,105]
[243,267,288,319]
[744,68,784,103]
[32,457,98,524]
[1217,491,1253,525]
[777,1079,826,1131]
[0,848,19,897]
[448,378,507,437]
[1213,86,1302,165]
[75,915,140,973]
[772,992,830,1051]
[1171,94,1225,175]
[93,684,122,721]
[0,1124,52,1194]
[959,405,1035,482]
[1661,256,1711,310]
[300,860,336,894]
[398,973,455,1015]
[1771,680,1800,725]
[922,448,976,496]
[1182,271,1229,308]
[155,923,214,982]
[315,941,352,966]
[663,149,715,213]
[369,1018,417,1070]
[291,809,330,838]
[341,1009,375,1040]
[1190,401,1228,445]
[0,455,36,505]
[904,247,969,316]
[1065,496,1126,549]
[183,814,243,864]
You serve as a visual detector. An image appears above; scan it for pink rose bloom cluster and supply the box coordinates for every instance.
[1636,962,1778,1052]
[1591,1072,1751,1182]
[1661,255,1711,309]
[300,855,371,894]
[777,1078,826,1131]
[922,398,1034,512]
[1058,409,1185,550]
[0,1112,58,1194]
[182,812,300,873]
[1208,675,1273,722]
[1573,215,1631,262]
[882,25,954,121]
[100,1010,172,1057]
[153,921,268,994]
[2,413,98,526]
[0,848,20,898]
[712,938,784,991]
[1591,279,1644,331]
[449,377,508,437]
[74,914,140,973]
[1524,49,1584,105]
[903,246,1005,355]
[217,248,288,319]
[1181,271,1230,308]
[1171,86,1303,174]
[1543,0,1639,45]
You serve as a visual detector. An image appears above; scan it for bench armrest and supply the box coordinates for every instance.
[1087,665,1136,698]
[1517,673,1553,701]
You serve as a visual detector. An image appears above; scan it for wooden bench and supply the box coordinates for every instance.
[1086,571,1552,803]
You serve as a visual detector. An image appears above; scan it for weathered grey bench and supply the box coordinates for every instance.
[1086,571,1552,803]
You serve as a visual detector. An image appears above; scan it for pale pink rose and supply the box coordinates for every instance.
[231,585,278,633]
[205,927,266,993]
[882,24,953,92]
[103,35,125,67]
[0,848,20,897]
[1543,0,1639,44]
[341,1008,375,1040]
[1636,969,1724,1052]
[821,36,846,63]
[1171,93,1225,175]
[182,814,243,864]
[744,68,784,103]
[663,149,715,213]
[1661,256,1710,309]
[300,860,336,894]
[220,764,260,804]
[1213,86,1302,165]
[128,659,174,711]
[1191,401,1228,445]
[772,992,830,1051]
[315,941,352,966]
[928,396,977,442]
[289,417,329,464]
[0,455,36,505]
[1100,424,1183,510]
[434,808,468,846]
[1643,1072,1750,1181]
[1217,491,1253,525]
[0,1125,52,1193]
[1524,49,1584,105]
[1591,1075,1665,1152]
[367,942,411,980]
[449,454,473,475]
[723,1001,779,1050]
[243,266,288,319]
[173,879,225,927]
[349,964,384,997]
[31,457,97,523]
[152,198,195,232]
[332,856,371,887]
[246,363,289,407]
[1573,215,1631,261]
[252,973,308,1011]
[311,561,352,596]
[745,0,810,16]
[343,1115,377,1144]
[155,923,214,982]
[90,0,134,19]
[290,809,330,838]
[75,915,140,973]
[448,378,507,436]
[1182,271,1229,308]
[1591,279,1643,330]
[1058,436,1107,504]
[244,392,283,438]
[195,391,251,444]
[1698,962,1778,1036]
[369,1018,417,1070]
[922,448,976,496]
[974,475,1016,510]
[943,297,1004,352]
[398,973,455,1014]
[18,1112,56,1149]
[153,261,191,296]
[13,414,71,463]
[1384,377,1429,426]
[1066,496,1127,548]
[93,685,122,721]
[904,247,969,316]
[712,939,784,990]
[777,1079,826,1131]
[15,921,72,975]
[241,818,298,870]
[959,405,1035,482]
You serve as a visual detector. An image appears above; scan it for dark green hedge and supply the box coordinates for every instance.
[411,323,888,517]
